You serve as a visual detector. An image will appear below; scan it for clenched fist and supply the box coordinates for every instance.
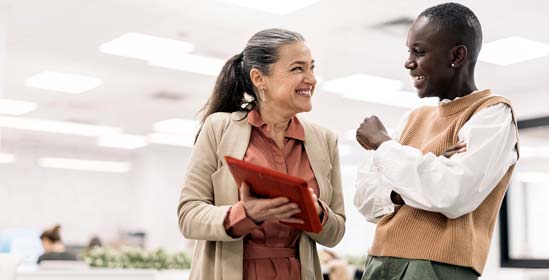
[356,115,391,150]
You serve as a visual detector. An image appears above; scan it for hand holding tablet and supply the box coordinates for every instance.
[224,156,323,233]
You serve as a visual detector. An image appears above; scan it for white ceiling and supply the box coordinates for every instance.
[1,0,548,153]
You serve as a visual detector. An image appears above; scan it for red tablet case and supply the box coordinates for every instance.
[224,156,322,233]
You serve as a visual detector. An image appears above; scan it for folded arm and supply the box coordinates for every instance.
[373,104,517,218]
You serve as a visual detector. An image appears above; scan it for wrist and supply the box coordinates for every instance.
[241,203,263,225]
[372,136,391,150]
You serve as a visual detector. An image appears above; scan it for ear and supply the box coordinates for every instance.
[449,45,468,68]
[249,68,265,90]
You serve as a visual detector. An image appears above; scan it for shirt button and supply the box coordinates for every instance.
[275,157,284,164]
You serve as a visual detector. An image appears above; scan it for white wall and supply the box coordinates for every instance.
[0,142,136,244]
[0,140,194,253]
[131,145,192,252]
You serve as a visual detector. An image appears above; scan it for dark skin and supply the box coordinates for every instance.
[357,16,477,203]
[357,16,478,150]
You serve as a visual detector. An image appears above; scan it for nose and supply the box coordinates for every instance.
[404,56,416,70]
[305,70,317,85]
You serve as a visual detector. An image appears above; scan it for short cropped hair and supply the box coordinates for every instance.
[420,3,483,63]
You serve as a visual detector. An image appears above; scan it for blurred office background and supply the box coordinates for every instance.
[0,0,548,279]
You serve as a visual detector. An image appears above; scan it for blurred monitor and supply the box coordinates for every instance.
[0,227,43,264]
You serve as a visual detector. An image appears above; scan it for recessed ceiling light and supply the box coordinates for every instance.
[25,71,102,94]
[99,32,194,61]
[148,133,195,148]
[100,33,222,75]
[479,37,549,65]
[149,119,198,147]
[0,116,121,136]
[153,118,199,136]
[149,54,225,76]
[38,157,131,173]
[98,134,148,150]
[0,153,15,164]
[0,99,37,115]
[323,74,438,108]
[221,0,321,15]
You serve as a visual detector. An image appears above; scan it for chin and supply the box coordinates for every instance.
[418,92,428,99]
[295,102,312,113]
[415,89,425,98]
[302,104,313,112]
[417,89,434,99]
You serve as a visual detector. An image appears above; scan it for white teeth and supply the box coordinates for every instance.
[296,90,312,96]
[413,76,425,81]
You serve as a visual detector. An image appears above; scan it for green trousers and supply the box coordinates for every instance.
[361,256,478,280]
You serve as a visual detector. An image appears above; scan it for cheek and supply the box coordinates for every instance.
[279,81,295,99]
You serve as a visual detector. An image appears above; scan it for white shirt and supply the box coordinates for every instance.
[354,97,518,223]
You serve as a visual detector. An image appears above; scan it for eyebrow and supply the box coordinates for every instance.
[290,60,315,66]
[406,42,425,48]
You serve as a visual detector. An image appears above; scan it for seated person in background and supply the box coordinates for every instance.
[319,249,351,280]
[87,236,102,250]
[37,225,78,264]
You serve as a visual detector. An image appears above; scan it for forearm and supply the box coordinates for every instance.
[178,199,241,241]
[306,200,345,247]
[373,109,517,219]
[373,140,482,217]
[306,142,345,247]
[223,201,260,238]
[353,155,395,223]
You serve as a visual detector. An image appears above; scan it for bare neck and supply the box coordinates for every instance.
[257,106,293,134]
[442,68,477,100]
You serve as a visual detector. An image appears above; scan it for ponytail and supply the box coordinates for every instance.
[40,224,62,243]
[199,52,252,125]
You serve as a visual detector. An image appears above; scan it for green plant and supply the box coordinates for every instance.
[81,247,191,270]
[344,254,367,268]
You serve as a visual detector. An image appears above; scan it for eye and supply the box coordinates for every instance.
[291,66,303,72]
[310,65,315,72]
[414,49,425,56]
[407,49,425,57]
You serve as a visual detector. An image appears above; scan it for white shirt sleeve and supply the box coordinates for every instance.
[372,103,518,219]
[354,152,395,223]
[353,111,410,223]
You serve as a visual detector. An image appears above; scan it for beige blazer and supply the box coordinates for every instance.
[177,111,345,280]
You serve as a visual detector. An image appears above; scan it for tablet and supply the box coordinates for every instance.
[224,156,322,233]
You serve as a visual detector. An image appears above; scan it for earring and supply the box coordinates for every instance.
[259,88,266,102]
[451,63,455,68]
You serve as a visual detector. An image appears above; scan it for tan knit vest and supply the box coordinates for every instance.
[368,90,518,275]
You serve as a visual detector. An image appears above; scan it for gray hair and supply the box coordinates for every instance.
[199,28,305,126]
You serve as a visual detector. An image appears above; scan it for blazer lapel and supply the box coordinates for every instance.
[301,118,332,202]
[215,112,251,205]
[217,111,251,160]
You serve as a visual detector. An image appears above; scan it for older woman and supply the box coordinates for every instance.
[177,28,345,280]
